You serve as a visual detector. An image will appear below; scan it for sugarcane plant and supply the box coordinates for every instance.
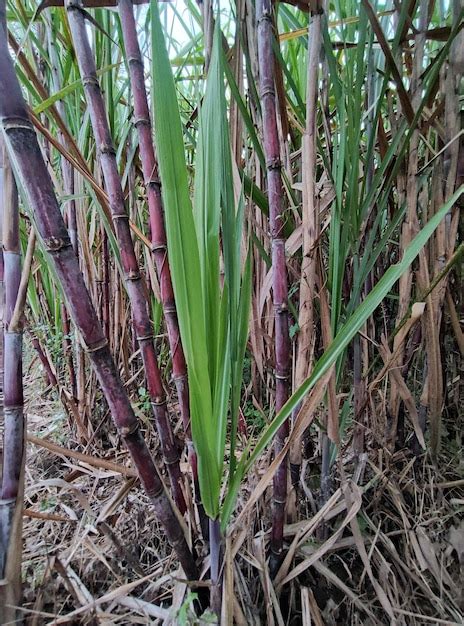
[117,0,208,536]
[0,0,463,621]
[256,0,292,572]
[64,0,186,513]
[150,0,463,614]
[151,7,252,612]
[0,0,200,587]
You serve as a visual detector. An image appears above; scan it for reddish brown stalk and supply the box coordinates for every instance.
[64,0,186,513]
[257,0,291,569]
[0,12,198,580]
[30,333,58,388]
[117,0,207,536]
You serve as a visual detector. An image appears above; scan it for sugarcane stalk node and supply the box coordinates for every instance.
[258,11,272,23]
[43,236,72,253]
[150,242,166,253]
[5,324,22,335]
[127,56,143,67]
[111,213,129,220]
[151,398,167,407]
[266,156,281,170]
[164,456,181,466]
[3,406,23,413]
[133,116,150,127]
[80,336,108,353]
[136,333,155,342]
[82,75,99,89]
[1,117,33,133]
[125,269,141,281]
[118,422,139,438]
[261,89,276,104]
[99,142,116,156]
[147,486,165,500]
[172,372,187,383]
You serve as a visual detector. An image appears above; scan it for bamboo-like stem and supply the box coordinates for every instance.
[64,0,186,513]
[0,138,6,574]
[0,128,24,624]
[209,517,222,619]
[1,145,24,503]
[0,11,198,580]
[30,334,58,388]
[117,0,207,536]
[290,5,322,486]
[256,0,291,569]
[0,139,4,436]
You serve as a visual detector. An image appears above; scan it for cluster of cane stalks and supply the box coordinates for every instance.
[0,0,462,621]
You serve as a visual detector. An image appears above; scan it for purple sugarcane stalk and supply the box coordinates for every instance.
[257,0,291,570]
[0,141,6,576]
[64,0,186,513]
[0,132,24,590]
[0,8,198,581]
[1,145,23,503]
[209,517,222,618]
[117,0,208,537]
[0,140,4,433]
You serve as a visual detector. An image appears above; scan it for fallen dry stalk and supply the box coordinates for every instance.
[27,433,137,477]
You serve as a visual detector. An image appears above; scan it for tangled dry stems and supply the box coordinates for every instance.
[20,348,463,625]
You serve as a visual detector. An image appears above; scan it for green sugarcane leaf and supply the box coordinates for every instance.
[229,246,252,478]
[193,25,234,506]
[150,0,219,518]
